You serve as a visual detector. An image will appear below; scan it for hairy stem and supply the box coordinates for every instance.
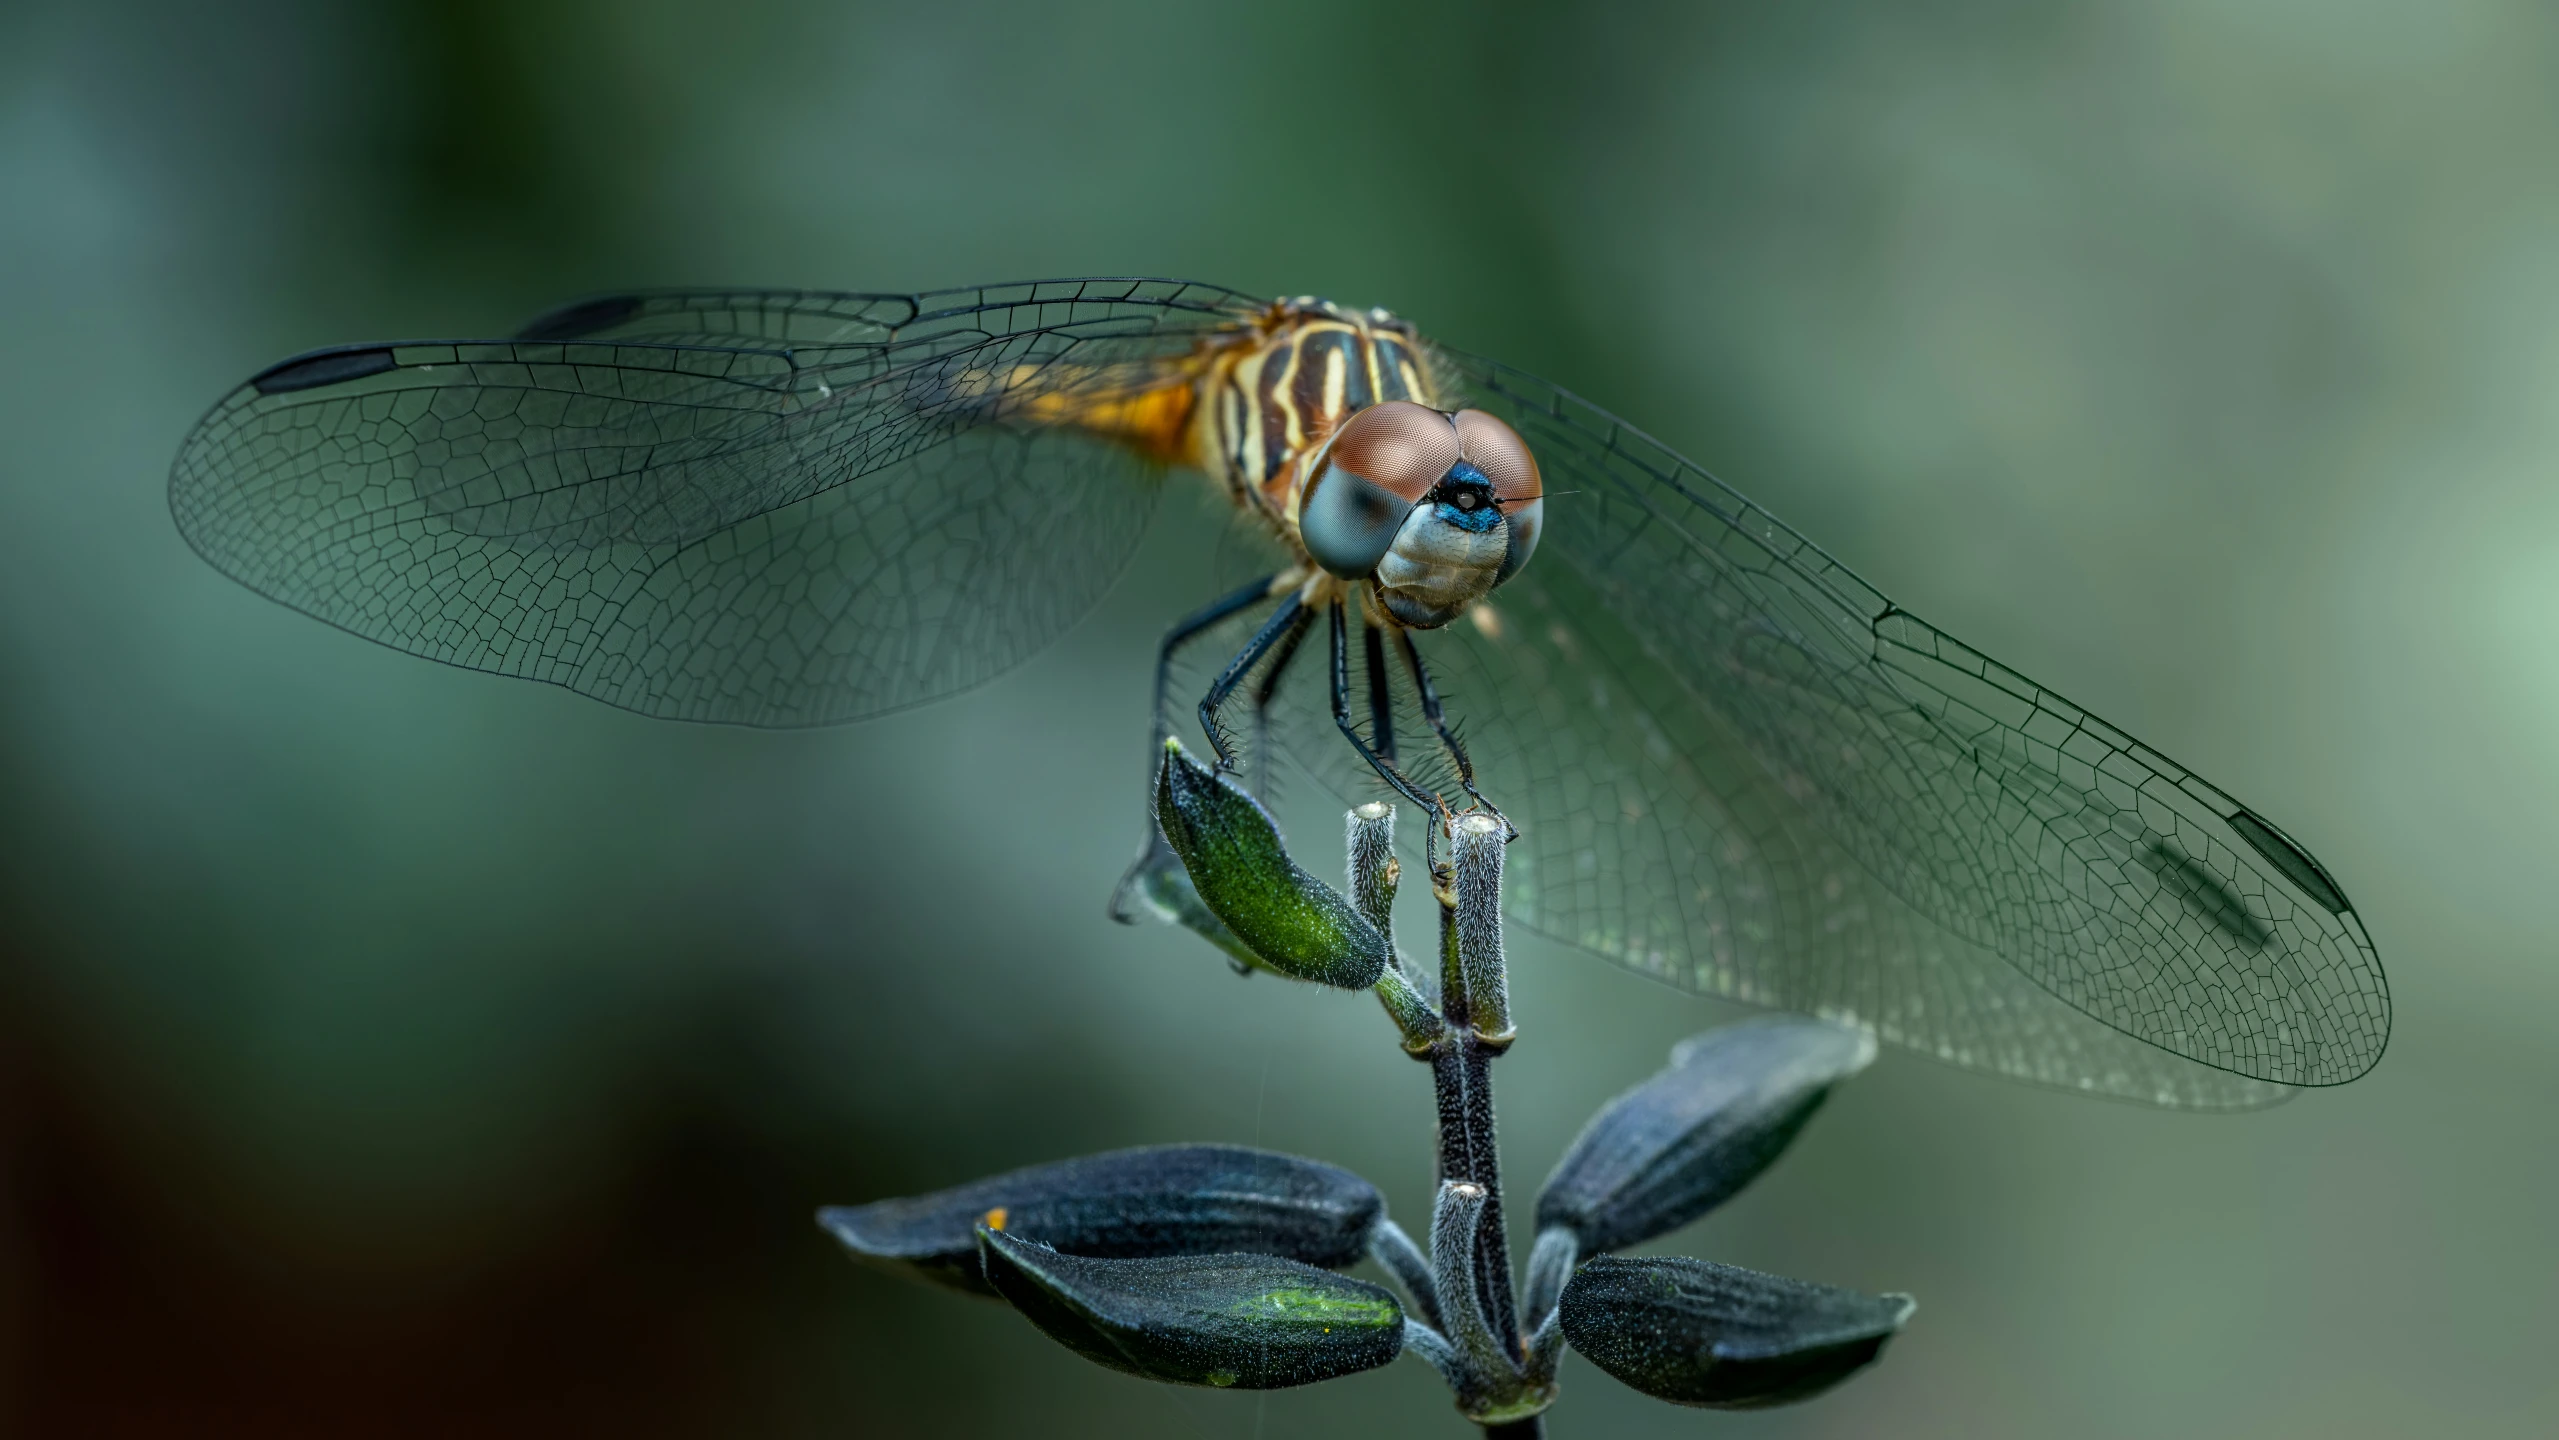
[1352,802,1445,1050]
[1355,802,1545,1429]
[1431,813,1539,1432]
[1433,1043,1522,1363]
[1368,1216,1444,1333]
[1451,814,1512,1042]
[1429,1181,1510,1380]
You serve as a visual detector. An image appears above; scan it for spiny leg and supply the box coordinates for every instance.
[1247,604,1315,801]
[1110,573,1282,925]
[1329,598,1443,816]
[1150,573,1283,749]
[1200,593,1312,770]
[1400,629,1513,838]
[1363,623,1397,768]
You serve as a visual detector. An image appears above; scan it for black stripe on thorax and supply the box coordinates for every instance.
[1287,326,1372,448]
[1369,333,1425,405]
[1217,315,1433,492]
[1255,336,1296,484]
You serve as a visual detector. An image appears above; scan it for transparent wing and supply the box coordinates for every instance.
[170,278,1254,725]
[1424,351,2387,1098]
[1155,571,2301,1108]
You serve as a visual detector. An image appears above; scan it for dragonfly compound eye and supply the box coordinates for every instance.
[1452,409,1543,586]
[1496,496,1543,585]
[1355,405,1551,627]
[1452,409,1542,505]
[1301,402,1457,578]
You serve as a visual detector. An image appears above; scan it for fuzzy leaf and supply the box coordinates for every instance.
[978,1228,1404,1389]
[1153,741,1387,989]
[1537,1017,1874,1253]
[820,1145,1382,1296]
[1559,1254,1912,1409]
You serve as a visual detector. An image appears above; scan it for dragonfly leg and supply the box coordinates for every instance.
[1246,604,1316,800]
[1363,622,1397,767]
[1111,573,1283,928]
[1150,573,1284,749]
[1329,599,1446,817]
[1199,593,1311,770]
[1400,630,1515,839]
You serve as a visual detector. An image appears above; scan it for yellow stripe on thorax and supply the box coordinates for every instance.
[987,300,1442,562]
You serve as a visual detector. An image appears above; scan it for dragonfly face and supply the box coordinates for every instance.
[167,277,2389,1108]
[1300,400,1545,628]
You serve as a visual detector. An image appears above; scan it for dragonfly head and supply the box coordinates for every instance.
[1299,401,1544,628]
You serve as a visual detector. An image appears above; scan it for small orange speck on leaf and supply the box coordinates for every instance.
[983,1206,1008,1231]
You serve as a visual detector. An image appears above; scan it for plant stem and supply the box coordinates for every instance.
[1434,816,1532,1432]
[1432,1041,1522,1360]
[1353,803,1445,1051]
[1450,815,1513,1042]
[1357,803,1543,1432]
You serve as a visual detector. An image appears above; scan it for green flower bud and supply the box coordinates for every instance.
[1152,741,1387,989]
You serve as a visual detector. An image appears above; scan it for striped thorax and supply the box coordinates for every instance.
[1037,296,1544,629]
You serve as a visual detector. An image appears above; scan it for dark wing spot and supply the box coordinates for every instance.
[2137,843,2273,949]
[515,293,644,341]
[2226,809,2351,915]
[249,346,400,395]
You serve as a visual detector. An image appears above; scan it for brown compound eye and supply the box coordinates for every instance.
[1300,403,1460,579]
[1324,401,1461,503]
[1451,409,1542,503]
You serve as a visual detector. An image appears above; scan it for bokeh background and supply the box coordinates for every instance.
[5,1,2555,1435]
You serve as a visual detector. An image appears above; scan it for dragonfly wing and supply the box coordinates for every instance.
[170,279,1253,725]
[1150,559,2298,1107]
[1429,350,2387,1096]
[506,278,1256,348]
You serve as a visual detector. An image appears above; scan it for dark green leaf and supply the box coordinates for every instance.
[978,1228,1404,1389]
[1152,741,1387,989]
[1537,1017,1874,1253]
[819,1144,1383,1296]
[1559,1254,1912,1409]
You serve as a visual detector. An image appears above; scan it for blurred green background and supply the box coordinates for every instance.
[4,1,2554,1435]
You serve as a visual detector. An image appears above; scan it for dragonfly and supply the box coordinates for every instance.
[168,277,2388,1109]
